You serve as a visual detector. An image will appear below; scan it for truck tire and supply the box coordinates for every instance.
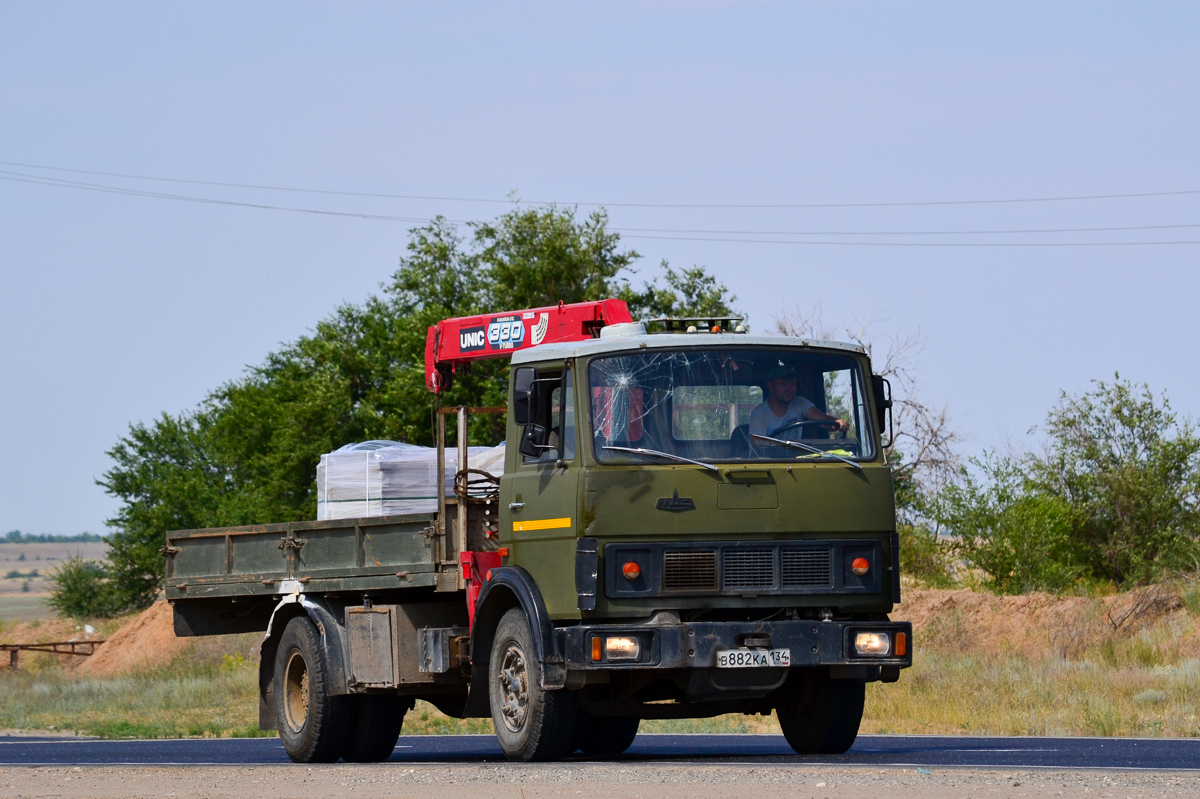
[275,615,353,763]
[341,695,411,763]
[488,607,578,762]
[776,671,864,755]
[575,713,640,756]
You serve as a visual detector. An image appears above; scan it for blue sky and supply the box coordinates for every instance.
[2,1,1198,534]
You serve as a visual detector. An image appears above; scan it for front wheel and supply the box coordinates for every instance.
[776,671,864,755]
[488,608,578,762]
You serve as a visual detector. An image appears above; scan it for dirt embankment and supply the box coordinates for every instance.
[901,585,1199,658]
[78,601,189,676]
[0,617,100,649]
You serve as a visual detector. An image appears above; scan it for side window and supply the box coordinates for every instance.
[521,369,576,464]
[543,384,562,464]
[561,369,576,460]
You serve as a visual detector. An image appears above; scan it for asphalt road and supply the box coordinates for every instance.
[1,733,1197,770]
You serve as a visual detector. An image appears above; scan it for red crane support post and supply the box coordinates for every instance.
[424,298,633,393]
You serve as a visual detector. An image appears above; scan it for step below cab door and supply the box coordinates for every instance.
[500,361,581,619]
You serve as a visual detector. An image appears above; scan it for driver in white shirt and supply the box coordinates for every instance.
[748,364,848,440]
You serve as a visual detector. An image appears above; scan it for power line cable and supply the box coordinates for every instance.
[620,233,1200,248]
[0,171,432,224]
[3,158,1199,210]
[3,170,1199,247]
[4,169,1197,237]
[602,222,1200,237]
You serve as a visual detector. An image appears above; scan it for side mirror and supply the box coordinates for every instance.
[513,366,539,426]
[871,375,893,448]
[518,423,551,459]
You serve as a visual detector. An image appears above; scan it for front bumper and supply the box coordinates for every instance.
[554,618,912,675]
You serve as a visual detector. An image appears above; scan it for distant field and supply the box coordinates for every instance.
[0,541,109,599]
[0,594,53,624]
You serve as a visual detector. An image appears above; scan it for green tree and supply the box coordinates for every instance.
[476,206,638,310]
[95,206,737,613]
[621,262,738,320]
[100,412,233,607]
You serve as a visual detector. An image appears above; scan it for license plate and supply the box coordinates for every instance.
[715,648,791,668]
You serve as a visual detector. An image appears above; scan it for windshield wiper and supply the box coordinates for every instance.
[750,434,863,470]
[601,445,719,472]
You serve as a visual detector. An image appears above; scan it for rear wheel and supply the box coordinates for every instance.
[574,713,640,756]
[489,608,578,762]
[776,671,864,755]
[274,616,353,763]
[341,695,412,762]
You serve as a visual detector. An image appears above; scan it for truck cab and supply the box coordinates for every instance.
[471,321,910,758]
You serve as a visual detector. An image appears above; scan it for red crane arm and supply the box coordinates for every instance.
[424,298,634,393]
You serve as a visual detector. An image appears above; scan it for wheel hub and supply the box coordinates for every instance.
[497,642,529,733]
[283,650,310,733]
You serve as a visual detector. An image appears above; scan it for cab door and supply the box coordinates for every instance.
[499,362,581,619]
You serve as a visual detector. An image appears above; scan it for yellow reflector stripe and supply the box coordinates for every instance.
[512,517,572,532]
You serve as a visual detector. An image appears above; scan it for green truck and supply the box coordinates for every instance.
[164,299,912,763]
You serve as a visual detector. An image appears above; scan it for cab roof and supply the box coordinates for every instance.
[510,332,867,365]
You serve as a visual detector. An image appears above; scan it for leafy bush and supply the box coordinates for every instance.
[1033,376,1200,585]
[897,524,956,587]
[47,556,123,619]
[934,455,1089,594]
[934,377,1200,593]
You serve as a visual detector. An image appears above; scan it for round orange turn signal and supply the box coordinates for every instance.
[622,561,641,580]
[851,557,870,576]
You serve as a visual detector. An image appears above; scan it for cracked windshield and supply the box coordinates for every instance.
[588,347,875,465]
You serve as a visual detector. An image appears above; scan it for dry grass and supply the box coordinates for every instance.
[0,633,266,738]
[860,581,1200,737]
[864,624,1200,737]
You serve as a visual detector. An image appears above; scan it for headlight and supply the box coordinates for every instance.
[605,636,641,660]
[854,632,891,656]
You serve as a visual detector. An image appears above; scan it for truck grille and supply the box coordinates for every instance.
[663,549,718,591]
[722,548,776,590]
[781,548,833,588]
[605,539,878,599]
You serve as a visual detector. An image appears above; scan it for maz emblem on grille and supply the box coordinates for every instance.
[656,489,696,512]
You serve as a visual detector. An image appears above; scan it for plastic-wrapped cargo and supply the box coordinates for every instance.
[316,440,506,521]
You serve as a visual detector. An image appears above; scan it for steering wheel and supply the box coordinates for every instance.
[768,419,844,440]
